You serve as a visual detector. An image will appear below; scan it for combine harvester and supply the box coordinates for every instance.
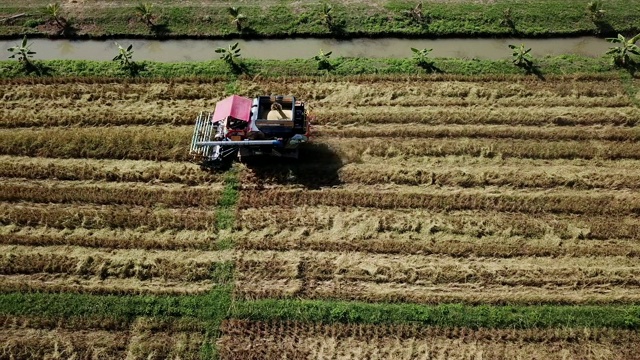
[190,95,310,170]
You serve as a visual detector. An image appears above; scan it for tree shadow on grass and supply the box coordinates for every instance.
[241,143,343,189]
[150,23,171,37]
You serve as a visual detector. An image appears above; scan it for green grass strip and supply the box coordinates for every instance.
[1,0,638,39]
[0,55,622,79]
[215,169,239,250]
[232,299,640,329]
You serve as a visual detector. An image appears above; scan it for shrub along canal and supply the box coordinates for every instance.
[1,36,612,61]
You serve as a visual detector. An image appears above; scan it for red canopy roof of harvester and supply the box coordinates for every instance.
[212,95,252,123]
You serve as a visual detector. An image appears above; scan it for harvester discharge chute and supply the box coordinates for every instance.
[190,95,309,170]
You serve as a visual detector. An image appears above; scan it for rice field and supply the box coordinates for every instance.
[1,74,639,358]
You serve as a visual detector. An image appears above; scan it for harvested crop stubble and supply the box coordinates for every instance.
[0,179,223,207]
[0,203,217,231]
[244,76,630,108]
[219,320,640,360]
[239,187,640,215]
[337,157,640,189]
[0,274,215,295]
[0,126,191,160]
[2,327,205,359]
[0,245,232,281]
[238,206,640,241]
[316,124,640,142]
[314,106,640,126]
[323,137,640,161]
[234,250,640,304]
[0,156,222,184]
[0,226,215,250]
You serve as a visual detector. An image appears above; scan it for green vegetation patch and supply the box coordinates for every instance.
[0,0,639,39]
[0,55,620,79]
[233,299,640,329]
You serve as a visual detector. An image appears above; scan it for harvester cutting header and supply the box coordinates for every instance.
[190,95,310,170]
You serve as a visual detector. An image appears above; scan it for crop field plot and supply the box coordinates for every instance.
[1,74,640,358]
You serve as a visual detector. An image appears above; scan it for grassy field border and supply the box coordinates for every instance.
[0,0,639,39]
[0,54,626,79]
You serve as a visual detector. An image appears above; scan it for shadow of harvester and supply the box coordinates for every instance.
[241,142,343,189]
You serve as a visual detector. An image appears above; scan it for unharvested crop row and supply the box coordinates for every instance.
[0,203,217,231]
[313,106,640,126]
[2,327,205,359]
[337,159,640,189]
[325,137,640,161]
[238,206,640,241]
[317,124,640,142]
[219,320,640,360]
[0,156,222,185]
[0,226,215,250]
[0,179,222,207]
[0,245,231,283]
[0,81,227,101]
[0,126,191,161]
[239,188,640,215]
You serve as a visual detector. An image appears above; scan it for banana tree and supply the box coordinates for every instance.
[411,47,433,68]
[135,2,154,27]
[606,33,640,67]
[8,36,36,66]
[43,3,66,29]
[216,42,241,66]
[508,43,533,68]
[113,42,135,69]
[586,0,605,22]
[228,7,247,31]
[313,49,333,70]
[321,3,333,28]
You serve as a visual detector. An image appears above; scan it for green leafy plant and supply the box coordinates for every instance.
[135,3,154,27]
[43,3,66,30]
[411,47,433,68]
[500,7,515,29]
[313,49,333,70]
[112,42,140,76]
[606,34,640,67]
[8,36,36,67]
[228,7,247,31]
[508,43,533,68]
[215,42,241,66]
[321,3,333,29]
[586,0,605,22]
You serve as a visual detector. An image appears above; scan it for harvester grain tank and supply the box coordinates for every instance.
[190,95,309,170]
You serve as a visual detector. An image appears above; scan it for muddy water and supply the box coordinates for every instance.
[0,37,610,62]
